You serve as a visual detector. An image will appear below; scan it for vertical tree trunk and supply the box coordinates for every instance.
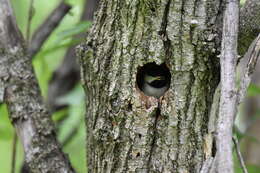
[78,0,222,172]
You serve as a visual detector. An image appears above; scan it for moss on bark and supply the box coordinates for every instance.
[78,0,221,172]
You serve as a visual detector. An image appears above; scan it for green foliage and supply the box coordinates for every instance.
[56,85,86,173]
[234,155,260,173]
[234,126,260,144]
[234,83,260,173]
[246,165,260,173]
[58,86,86,173]
[31,1,86,97]
[1,0,88,172]
[240,0,246,5]
[0,104,13,140]
[0,104,24,173]
[2,0,259,173]
[57,21,92,42]
[247,84,260,97]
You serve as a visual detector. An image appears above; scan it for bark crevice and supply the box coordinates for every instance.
[79,0,222,172]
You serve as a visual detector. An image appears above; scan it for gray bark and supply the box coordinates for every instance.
[78,0,221,172]
[0,0,74,172]
[216,0,239,172]
[239,0,260,55]
[0,0,258,172]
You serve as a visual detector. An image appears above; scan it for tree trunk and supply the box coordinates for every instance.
[78,0,222,172]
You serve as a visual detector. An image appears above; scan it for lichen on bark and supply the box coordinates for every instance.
[78,0,221,172]
[0,0,75,172]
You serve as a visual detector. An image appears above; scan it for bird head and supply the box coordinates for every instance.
[144,74,166,84]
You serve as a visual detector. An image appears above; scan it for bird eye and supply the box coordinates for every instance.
[136,62,171,98]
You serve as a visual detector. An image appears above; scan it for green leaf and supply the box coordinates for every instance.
[57,96,85,145]
[234,126,260,144]
[247,164,260,173]
[33,54,52,97]
[247,84,260,97]
[0,104,13,140]
[240,0,246,5]
[0,126,13,140]
[56,21,92,42]
[249,109,260,122]
[56,84,85,106]
[39,38,82,56]
[52,108,69,123]
[233,126,245,141]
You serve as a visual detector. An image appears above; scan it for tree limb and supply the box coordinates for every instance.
[233,136,249,173]
[238,34,260,104]
[26,0,35,44]
[0,0,75,172]
[28,1,71,58]
[11,133,17,173]
[216,0,239,173]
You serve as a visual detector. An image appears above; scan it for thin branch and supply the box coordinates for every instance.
[216,0,239,173]
[238,34,260,104]
[233,136,249,173]
[46,0,101,149]
[28,1,71,58]
[26,0,34,44]
[11,133,17,173]
[47,0,100,111]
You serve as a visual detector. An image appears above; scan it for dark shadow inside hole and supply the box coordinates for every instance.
[136,62,171,98]
[138,134,142,138]
[212,138,217,157]
[127,102,132,111]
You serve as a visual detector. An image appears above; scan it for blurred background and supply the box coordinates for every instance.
[0,0,96,172]
[0,0,259,172]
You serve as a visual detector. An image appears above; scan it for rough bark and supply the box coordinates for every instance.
[239,0,260,55]
[78,0,221,172]
[0,0,74,172]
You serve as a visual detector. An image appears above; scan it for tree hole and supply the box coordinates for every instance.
[136,62,171,98]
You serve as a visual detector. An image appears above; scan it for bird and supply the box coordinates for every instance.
[142,72,168,98]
